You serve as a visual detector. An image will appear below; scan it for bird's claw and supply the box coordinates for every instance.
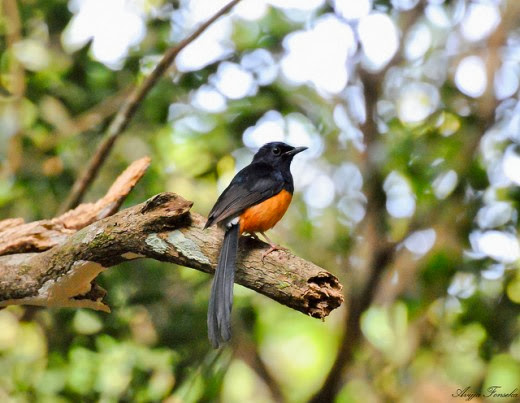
[261,244,288,262]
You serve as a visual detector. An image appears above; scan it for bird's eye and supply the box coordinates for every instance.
[272,147,281,155]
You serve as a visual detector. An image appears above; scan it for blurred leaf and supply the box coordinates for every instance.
[73,310,103,335]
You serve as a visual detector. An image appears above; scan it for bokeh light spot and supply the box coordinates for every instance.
[397,82,440,123]
[461,3,500,42]
[432,170,458,200]
[333,0,371,21]
[211,62,257,100]
[384,171,416,218]
[63,0,146,69]
[281,14,355,94]
[455,56,487,98]
[358,13,399,71]
[404,229,436,256]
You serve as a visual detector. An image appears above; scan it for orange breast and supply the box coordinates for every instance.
[240,189,292,234]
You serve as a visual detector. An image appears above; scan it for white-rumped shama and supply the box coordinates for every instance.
[204,142,307,348]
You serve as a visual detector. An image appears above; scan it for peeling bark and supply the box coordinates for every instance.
[0,193,344,318]
[0,157,150,256]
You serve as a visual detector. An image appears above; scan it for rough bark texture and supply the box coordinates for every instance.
[0,192,344,318]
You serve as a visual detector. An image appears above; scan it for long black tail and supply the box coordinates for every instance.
[207,223,239,348]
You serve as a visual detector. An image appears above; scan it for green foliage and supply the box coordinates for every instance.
[2,0,520,401]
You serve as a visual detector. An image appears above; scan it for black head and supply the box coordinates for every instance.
[252,142,307,167]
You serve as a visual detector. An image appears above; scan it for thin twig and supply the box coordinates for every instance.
[47,84,133,142]
[3,0,24,96]
[0,157,151,255]
[234,332,284,402]
[2,0,25,177]
[310,174,396,403]
[59,0,243,213]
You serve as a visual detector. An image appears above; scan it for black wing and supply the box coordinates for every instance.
[204,162,284,228]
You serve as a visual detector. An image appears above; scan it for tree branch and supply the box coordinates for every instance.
[233,330,284,402]
[0,157,151,256]
[45,85,133,143]
[2,0,25,177]
[310,5,427,400]
[59,0,243,213]
[3,0,24,97]
[0,192,343,318]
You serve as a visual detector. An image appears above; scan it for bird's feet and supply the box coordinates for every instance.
[261,243,289,262]
[250,232,289,262]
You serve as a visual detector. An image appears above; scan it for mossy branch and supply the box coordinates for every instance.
[0,192,343,318]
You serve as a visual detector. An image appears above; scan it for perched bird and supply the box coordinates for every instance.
[204,142,307,348]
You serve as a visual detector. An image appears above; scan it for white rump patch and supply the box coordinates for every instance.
[226,217,240,228]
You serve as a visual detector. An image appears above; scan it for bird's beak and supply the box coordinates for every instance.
[284,146,308,156]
